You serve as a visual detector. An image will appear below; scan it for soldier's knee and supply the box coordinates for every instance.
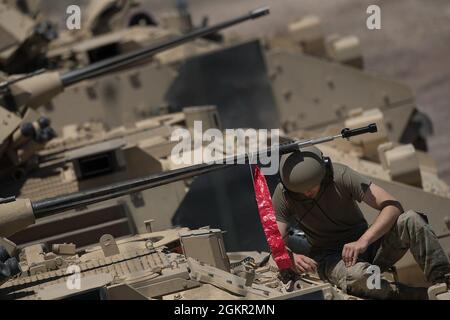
[346,262,372,282]
[333,261,371,289]
[343,264,398,299]
[398,210,427,229]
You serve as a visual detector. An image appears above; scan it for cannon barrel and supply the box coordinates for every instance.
[60,7,270,87]
[31,124,377,216]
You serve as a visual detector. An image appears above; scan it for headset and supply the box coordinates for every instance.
[279,152,334,194]
[321,156,334,187]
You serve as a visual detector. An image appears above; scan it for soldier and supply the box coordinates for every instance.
[273,146,450,299]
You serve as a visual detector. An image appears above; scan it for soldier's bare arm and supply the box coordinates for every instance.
[277,220,317,273]
[342,183,403,267]
[277,220,288,239]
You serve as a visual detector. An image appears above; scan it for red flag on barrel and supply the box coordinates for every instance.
[251,165,293,270]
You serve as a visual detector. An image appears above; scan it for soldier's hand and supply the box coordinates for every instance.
[342,239,369,267]
[292,253,317,274]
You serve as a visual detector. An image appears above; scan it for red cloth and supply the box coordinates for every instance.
[252,165,292,270]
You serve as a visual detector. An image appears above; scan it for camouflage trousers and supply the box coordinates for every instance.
[313,210,450,300]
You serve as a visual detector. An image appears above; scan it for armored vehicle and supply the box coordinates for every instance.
[0,7,270,250]
[36,13,431,154]
[0,124,377,300]
[0,124,448,300]
[0,7,269,170]
[2,1,430,151]
[2,107,221,249]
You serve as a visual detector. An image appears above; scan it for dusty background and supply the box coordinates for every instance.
[43,0,450,183]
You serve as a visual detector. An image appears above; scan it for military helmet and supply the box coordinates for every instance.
[279,146,326,193]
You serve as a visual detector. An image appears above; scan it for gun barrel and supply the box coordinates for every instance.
[60,7,270,87]
[31,124,376,216]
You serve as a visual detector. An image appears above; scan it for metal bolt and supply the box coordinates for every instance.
[144,219,155,233]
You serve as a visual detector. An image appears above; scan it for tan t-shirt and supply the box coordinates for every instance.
[273,163,372,251]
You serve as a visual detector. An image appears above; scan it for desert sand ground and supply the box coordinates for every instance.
[43,0,450,183]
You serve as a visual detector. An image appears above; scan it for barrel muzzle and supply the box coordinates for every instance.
[250,7,270,19]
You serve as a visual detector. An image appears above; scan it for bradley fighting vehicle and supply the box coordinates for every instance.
[38,10,433,155]
[2,1,431,153]
[0,7,270,249]
[0,5,269,168]
[0,124,448,300]
[1,123,426,301]
[1,118,449,300]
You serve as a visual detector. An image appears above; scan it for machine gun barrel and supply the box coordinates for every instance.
[31,124,377,216]
[60,7,270,87]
